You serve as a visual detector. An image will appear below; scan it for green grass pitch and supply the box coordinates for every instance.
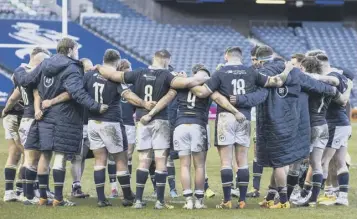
[0,120,356,219]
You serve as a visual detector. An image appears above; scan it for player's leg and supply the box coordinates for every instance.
[269,166,290,208]
[37,151,52,205]
[107,155,119,198]
[149,157,157,197]
[23,149,41,205]
[125,125,136,176]
[203,124,215,198]
[287,160,301,201]
[167,153,179,198]
[234,120,251,208]
[231,148,240,198]
[247,132,263,198]
[260,171,278,208]
[174,124,192,209]
[308,148,324,206]
[93,147,110,207]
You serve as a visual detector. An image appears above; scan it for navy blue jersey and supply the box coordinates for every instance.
[84,70,127,122]
[13,66,34,118]
[205,65,268,120]
[175,88,211,127]
[120,85,135,126]
[326,72,350,126]
[308,91,332,127]
[124,68,176,121]
[5,87,24,116]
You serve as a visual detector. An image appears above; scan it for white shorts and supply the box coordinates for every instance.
[327,125,352,150]
[125,125,136,145]
[3,115,20,140]
[18,118,35,146]
[83,124,88,139]
[173,124,208,153]
[88,120,125,154]
[136,119,170,151]
[310,124,329,152]
[215,112,251,147]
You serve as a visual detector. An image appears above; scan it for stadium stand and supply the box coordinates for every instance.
[84,0,253,73]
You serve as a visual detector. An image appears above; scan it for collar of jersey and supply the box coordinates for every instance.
[225,61,243,66]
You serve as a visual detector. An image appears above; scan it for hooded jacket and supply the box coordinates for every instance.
[14,54,101,154]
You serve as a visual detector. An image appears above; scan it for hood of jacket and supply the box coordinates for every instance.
[43,54,82,77]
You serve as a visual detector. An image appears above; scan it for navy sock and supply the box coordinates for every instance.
[25,168,37,200]
[136,169,149,202]
[338,172,349,193]
[4,166,16,191]
[107,163,116,184]
[220,168,233,202]
[321,178,327,190]
[34,179,39,191]
[237,168,249,202]
[53,169,65,201]
[128,159,132,176]
[149,161,156,191]
[266,187,277,201]
[278,186,288,204]
[194,190,204,199]
[94,168,106,202]
[287,171,299,199]
[310,173,322,202]
[204,178,209,191]
[167,166,176,191]
[16,167,25,190]
[38,174,49,199]
[117,172,132,199]
[252,161,263,191]
[155,171,167,203]
[21,167,27,196]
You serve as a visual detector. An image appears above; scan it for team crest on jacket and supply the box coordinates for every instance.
[44,76,54,88]
[276,86,288,98]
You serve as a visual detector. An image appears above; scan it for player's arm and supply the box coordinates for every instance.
[14,63,42,87]
[333,79,353,106]
[263,62,294,87]
[33,89,43,120]
[190,72,220,98]
[299,69,337,97]
[121,90,156,110]
[210,91,245,122]
[230,87,269,108]
[140,89,177,125]
[63,71,107,113]
[1,88,21,117]
[41,92,71,110]
[170,73,209,89]
[309,73,340,86]
[96,65,125,83]
[190,85,212,98]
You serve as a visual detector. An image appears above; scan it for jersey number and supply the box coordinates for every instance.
[144,85,153,101]
[317,96,325,113]
[232,79,246,95]
[187,91,196,109]
[93,82,104,103]
[20,87,29,106]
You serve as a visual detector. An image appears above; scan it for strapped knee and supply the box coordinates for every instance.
[52,153,66,171]
[178,150,191,157]
[154,149,167,159]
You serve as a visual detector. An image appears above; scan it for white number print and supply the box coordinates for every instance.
[144,85,153,101]
[93,82,104,103]
[231,79,246,95]
[317,96,325,113]
[187,91,196,109]
[20,87,29,105]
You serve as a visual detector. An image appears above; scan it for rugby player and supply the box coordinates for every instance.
[14,38,108,207]
[188,46,290,209]
[2,75,24,202]
[95,49,211,209]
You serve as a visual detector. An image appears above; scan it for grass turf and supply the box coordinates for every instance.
[0,120,356,219]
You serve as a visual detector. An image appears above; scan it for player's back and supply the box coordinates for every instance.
[84,70,124,122]
[175,88,211,127]
[308,91,332,127]
[213,64,264,120]
[14,65,35,118]
[127,68,175,121]
[120,85,135,126]
[326,72,349,126]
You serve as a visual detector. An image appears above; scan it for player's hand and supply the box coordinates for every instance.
[230,95,237,105]
[35,109,43,120]
[144,101,157,111]
[177,71,187,78]
[99,104,109,114]
[1,109,7,118]
[140,114,152,125]
[347,79,353,88]
[284,61,294,72]
[234,111,246,123]
[90,64,100,71]
[41,99,53,109]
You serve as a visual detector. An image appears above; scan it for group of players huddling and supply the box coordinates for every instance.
[1,37,353,210]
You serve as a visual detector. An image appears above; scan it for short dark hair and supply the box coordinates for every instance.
[103,49,121,64]
[192,63,210,76]
[251,45,260,57]
[301,56,322,74]
[117,59,131,71]
[57,38,77,55]
[291,53,305,63]
[225,46,242,58]
[306,49,326,57]
[31,47,50,57]
[154,49,171,59]
[256,46,273,60]
[316,54,329,62]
